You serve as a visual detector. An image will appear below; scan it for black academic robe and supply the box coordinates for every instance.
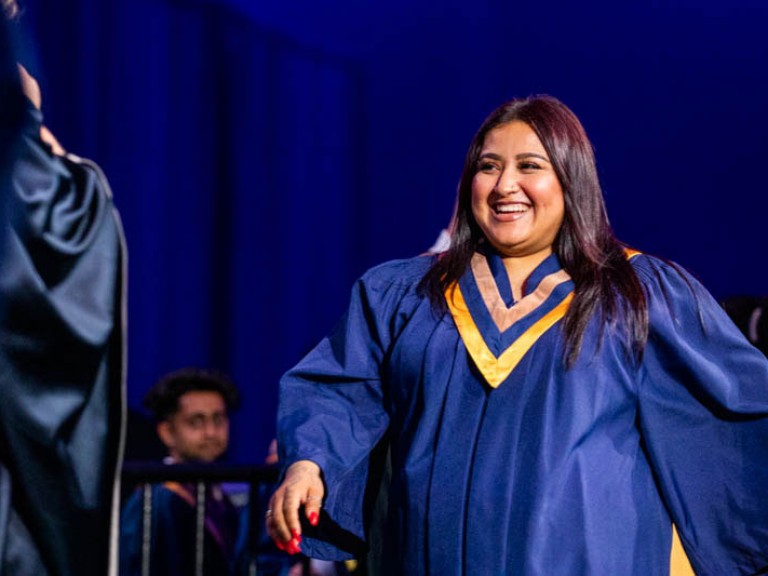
[0,100,126,575]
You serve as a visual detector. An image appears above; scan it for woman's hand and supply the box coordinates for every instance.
[266,460,324,555]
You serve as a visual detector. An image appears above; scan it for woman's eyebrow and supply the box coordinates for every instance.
[477,151,551,163]
[516,152,551,163]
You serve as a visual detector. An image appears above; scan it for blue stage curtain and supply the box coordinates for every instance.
[23,0,367,462]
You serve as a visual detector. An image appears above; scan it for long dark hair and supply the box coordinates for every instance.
[420,95,648,366]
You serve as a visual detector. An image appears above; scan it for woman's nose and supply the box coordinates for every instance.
[494,168,520,194]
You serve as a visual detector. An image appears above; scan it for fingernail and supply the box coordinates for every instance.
[291,529,302,542]
[287,539,302,554]
[309,511,319,526]
[274,539,286,551]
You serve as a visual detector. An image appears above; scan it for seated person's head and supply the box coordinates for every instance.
[143,368,240,464]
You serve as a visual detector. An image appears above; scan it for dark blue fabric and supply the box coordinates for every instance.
[0,16,25,251]
[486,250,515,307]
[120,478,297,576]
[120,482,238,576]
[278,253,768,575]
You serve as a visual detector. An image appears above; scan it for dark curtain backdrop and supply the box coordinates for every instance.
[16,0,768,463]
[19,0,368,462]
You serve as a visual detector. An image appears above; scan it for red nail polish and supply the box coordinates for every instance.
[309,511,319,526]
[287,539,302,555]
[291,529,302,542]
[274,539,286,551]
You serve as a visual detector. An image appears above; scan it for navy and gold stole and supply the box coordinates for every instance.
[444,251,574,388]
[444,249,643,388]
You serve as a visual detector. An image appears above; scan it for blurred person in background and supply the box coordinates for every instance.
[120,368,245,575]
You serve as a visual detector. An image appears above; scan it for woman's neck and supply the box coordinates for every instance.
[500,249,553,301]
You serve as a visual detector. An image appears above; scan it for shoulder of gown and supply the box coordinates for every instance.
[359,254,435,292]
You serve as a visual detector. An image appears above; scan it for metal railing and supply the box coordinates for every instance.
[121,462,280,576]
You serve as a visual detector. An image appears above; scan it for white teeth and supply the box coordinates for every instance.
[495,204,528,214]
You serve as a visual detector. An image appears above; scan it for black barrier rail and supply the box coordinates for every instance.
[121,461,280,484]
[120,461,283,576]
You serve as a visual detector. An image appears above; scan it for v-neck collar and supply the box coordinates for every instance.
[445,251,574,388]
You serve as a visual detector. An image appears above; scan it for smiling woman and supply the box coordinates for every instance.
[267,95,768,575]
[422,96,646,368]
[470,120,565,298]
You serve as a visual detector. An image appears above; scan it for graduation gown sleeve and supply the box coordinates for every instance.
[277,257,430,560]
[634,255,768,575]
[0,103,126,575]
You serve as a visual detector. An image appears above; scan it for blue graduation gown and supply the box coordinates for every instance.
[120,480,242,576]
[278,251,768,575]
[0,104,126,575]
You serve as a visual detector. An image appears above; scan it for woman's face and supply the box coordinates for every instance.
[471,121,564,260]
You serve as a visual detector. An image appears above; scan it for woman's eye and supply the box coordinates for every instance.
[519,161,540,170]
[478,162,499,173]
